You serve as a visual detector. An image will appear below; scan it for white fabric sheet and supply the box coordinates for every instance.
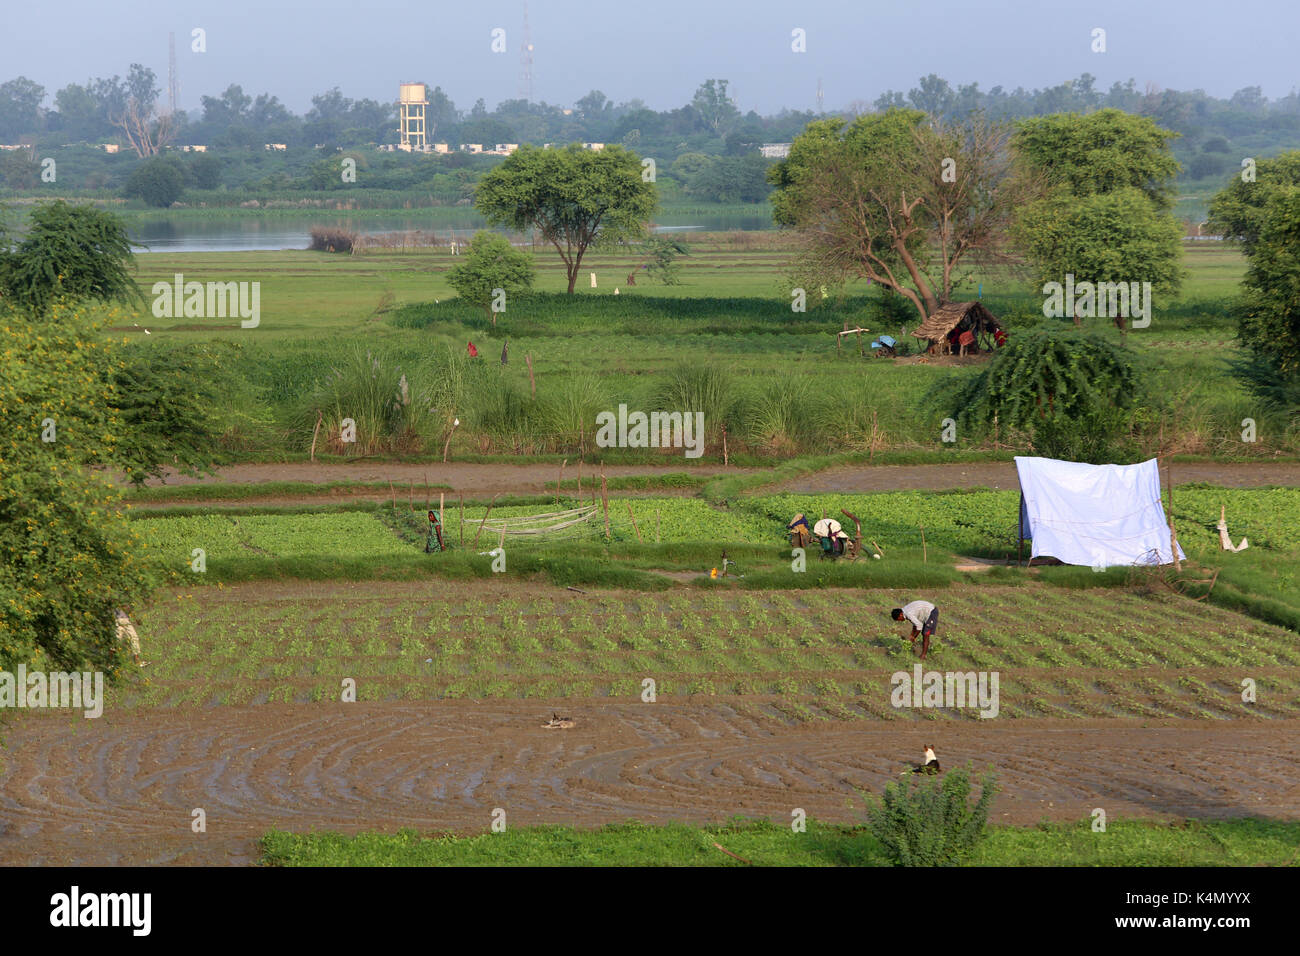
[1014,456,1185,568]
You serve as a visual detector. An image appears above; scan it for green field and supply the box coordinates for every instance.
[107,241,1295,462]
[261,817,1300,867]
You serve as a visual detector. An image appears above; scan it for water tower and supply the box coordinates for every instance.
[399,83,428,150]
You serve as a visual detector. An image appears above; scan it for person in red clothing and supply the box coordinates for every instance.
[467,341,479,358]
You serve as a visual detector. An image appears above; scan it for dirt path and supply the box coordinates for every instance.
[786,461,1300,493]
[2,702,1296,865]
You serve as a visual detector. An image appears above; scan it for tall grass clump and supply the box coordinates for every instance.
[308,226,358,253]
[296,349,443,454]
[866,765,998,866]
[541,372,609,455]
[651,362,736,444]
[741,374,816,455]
[465,366,545,454]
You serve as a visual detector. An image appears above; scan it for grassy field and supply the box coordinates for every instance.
[261,817,1300,867]
[85,580,1298,716]
[107,241,1293,461]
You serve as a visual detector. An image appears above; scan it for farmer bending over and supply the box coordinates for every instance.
[891,600,938,660]
[115,608,148,668]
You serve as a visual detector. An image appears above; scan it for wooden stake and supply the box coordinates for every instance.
[576,458,582,500]
[626,503,643,543]
[458,494,464,546]
[389,480,396,511]
[920,524,927,563]
[600,465,610,541]
[722,425,729,467]
[408,479,414,512]
[442,418,458,463]
[498,522,506,551]
[557,458,566,502]
[473,492,502,549]
[310,408,322,462]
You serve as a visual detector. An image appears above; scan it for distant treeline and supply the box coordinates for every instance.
[1,70,1298,201]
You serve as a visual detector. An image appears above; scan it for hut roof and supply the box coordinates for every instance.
[911,301,999,341]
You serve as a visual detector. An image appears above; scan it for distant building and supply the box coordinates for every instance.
[760,143,791,159]
[264,143,287,151]
[584,142,605,151]
[433,143,450,153]
[488,143,519,155]
[462,143,483,153]
[180,144,207,152]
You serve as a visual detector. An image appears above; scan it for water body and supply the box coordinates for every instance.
[129,211,773,252]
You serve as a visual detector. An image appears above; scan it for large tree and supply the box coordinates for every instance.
[0,201,140,317]
[1207,150,1300,251]
[1012,109,1184,325]
[475,143,657,293]
[769,109,1035,322]
[0,299,155,674]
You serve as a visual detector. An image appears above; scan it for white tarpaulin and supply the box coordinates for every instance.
[1014,456,1185,568]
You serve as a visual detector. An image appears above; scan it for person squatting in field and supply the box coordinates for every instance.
[892,600,938,660]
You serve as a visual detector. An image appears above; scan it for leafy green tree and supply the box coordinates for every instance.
[475,144,657,293]
[0,300,155,674]
[124,155,185,207]
[1207,150,1300,251]
[1235,189,1300,375]
[112,345,228,485]
[0,201,140,317]
[1013,188,1184,324]
[1013,110,1185,323]
[1013,109,1181,211]
[189,153,223,190]
[950,327,1143,461]
[866,765,998,866]
[445,231,535,323]
[626,236,689,285]
[691,79,740,134]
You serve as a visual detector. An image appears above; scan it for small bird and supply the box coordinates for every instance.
[911,744,941,775]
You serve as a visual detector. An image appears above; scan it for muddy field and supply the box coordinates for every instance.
[2,702,1297,865]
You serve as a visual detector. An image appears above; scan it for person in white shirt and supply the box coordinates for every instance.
[912,745,940,775]
[115,608,148,668]
[891,600,938,660]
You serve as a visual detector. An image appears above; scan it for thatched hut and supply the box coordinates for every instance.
[911,302,1004,355]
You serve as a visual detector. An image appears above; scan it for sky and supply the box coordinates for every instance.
[3,0,1297,116]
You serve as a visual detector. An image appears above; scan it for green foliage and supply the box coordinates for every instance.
[1207,150,1300,251]
[866,765,999,866]
[0,200,139,316]
[111,344,229,485]
[123,155,186,207]
[1013,109,1182,211]
[949,328,1143,462]
[445,230,535,319]
[650,362,736,442]
[1014,187,1185,299]
[640,236,689,285]
[0,300,153,673]
[474,143,658,293]
[1234,189,1300,375]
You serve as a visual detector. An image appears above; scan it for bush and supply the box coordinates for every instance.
[308,226,357,253]
[124,156,186,207]
[866,765,998,866]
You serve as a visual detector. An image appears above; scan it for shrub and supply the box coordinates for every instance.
[308,226,357,253]
[866,764,998,866]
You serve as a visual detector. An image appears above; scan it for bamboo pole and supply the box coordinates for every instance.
[722,425,729,467]
[473,492,502,549]
[627,503,643,543]
[576,458,582,501]
[600,464,610,541]
[310,409,322,462]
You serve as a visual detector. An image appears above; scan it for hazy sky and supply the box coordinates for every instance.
[4,0,1297,115]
